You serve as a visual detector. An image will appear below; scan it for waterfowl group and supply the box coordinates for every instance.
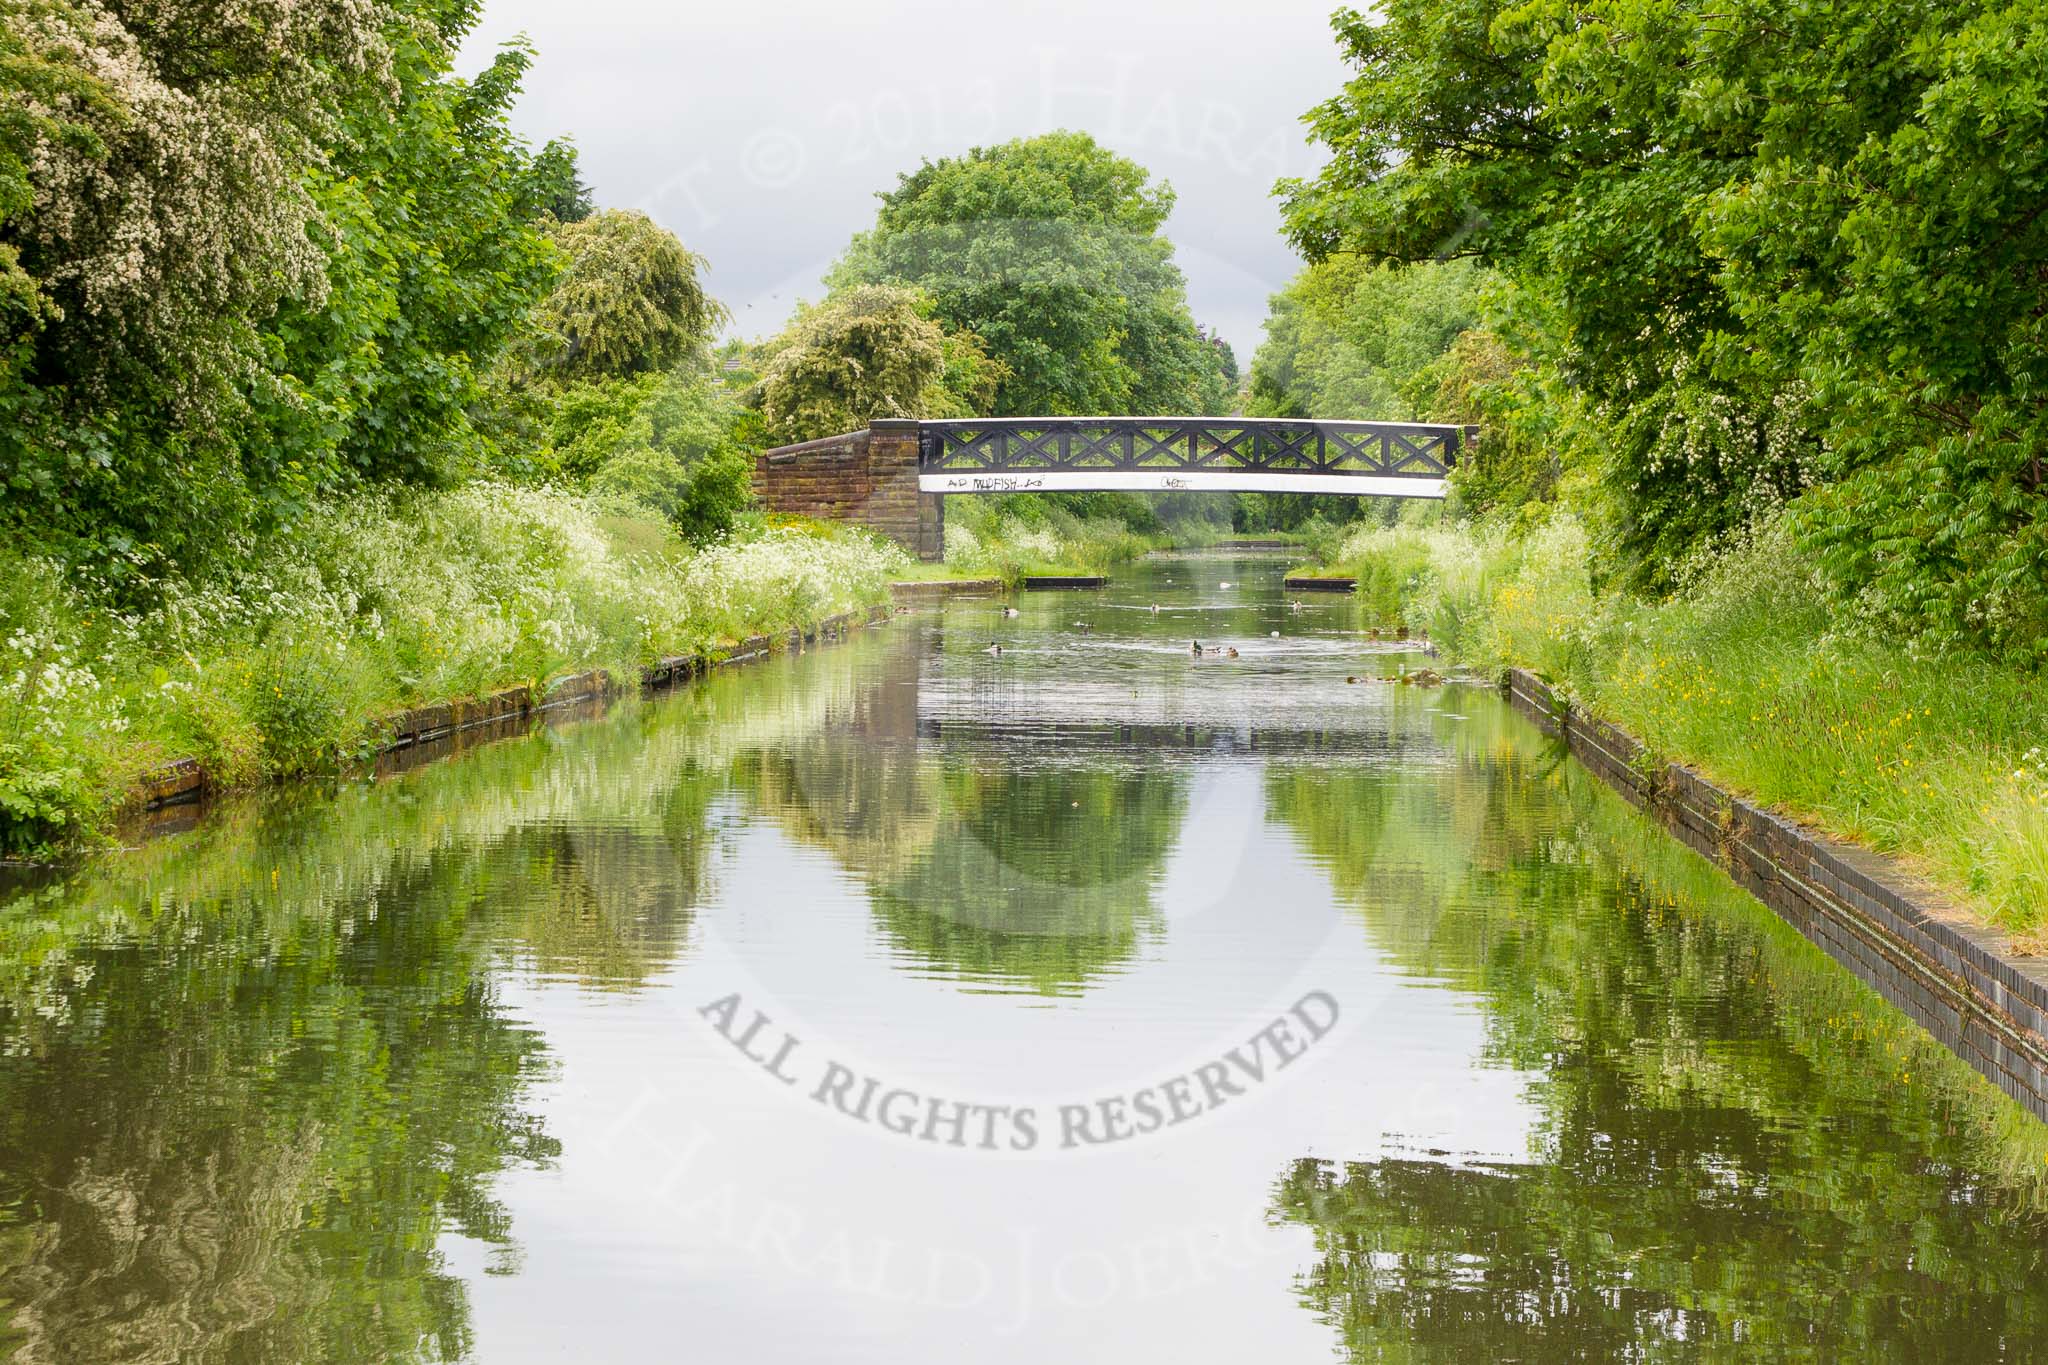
[971,587,1309,665]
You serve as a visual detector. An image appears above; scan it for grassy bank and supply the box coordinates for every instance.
[1333,513,2048,939]
[941,501,1155,584]
[0,487,908,859]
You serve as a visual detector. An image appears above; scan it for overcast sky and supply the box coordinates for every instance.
[456,0,1352,360]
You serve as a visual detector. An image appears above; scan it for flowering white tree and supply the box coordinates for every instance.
[0,0,561,567]
[9,0,388,411]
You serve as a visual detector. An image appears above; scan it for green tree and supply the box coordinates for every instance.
[1247,256,1486,422]
[1278,0,2048,648]
[579,374,756,545]
[1700,0,2048,659]
[474,197,749,543]
[751,284,1004,444]
[532,208,723,382]
[834,131,1228,416]
[0,0,565,573]
[0,0,114,392]
[1274,0,1811,583]
[0,0,394,568]
[264,13,562,497]
[527,137,594,223]
[1231,255,1487,531]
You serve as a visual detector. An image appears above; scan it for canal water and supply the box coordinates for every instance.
[2,555,2046,1362]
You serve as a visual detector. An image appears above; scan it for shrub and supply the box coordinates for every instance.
[491,370,757,546]
[943,500,1150,582]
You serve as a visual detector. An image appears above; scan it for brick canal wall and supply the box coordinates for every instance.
[1504,667,2048,1122]
[752,419,943,560]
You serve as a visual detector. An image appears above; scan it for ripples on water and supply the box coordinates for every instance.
[1,556,2045,1362]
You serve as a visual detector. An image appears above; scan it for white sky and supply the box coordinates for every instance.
[457,0,1353,359]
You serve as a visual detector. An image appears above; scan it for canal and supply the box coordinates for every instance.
[1,555,2045,1360]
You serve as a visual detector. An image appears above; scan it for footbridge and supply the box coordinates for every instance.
[751,417,1469,560]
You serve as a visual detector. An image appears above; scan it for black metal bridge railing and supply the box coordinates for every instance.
[915,417,1464,495]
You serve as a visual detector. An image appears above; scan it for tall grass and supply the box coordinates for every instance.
[943,506,1151,583]
[0,484,909,858]
[1339,512,2048,936]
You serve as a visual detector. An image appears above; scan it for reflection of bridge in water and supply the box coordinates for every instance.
[909,717,1448,760]
[820,625,1462,764]
[725,611,1474,998]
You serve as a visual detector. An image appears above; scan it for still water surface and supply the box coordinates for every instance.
[3,556,2047,1362]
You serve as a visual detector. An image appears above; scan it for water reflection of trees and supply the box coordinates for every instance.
[0,624,1051,1356]
[726,630,1187,995]
[492,767,722,989]
[871,761,1183,996]
[731,737,944,883]
[0,662,764,1360]
[735,739,1187,996]
[1263,710,2048,1359]
[0,843,557,1364]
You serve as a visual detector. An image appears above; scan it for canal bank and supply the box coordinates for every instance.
[1508,667,2048,1121]
[127,603,897,830]
[1322,516,2048,949]
[0,489,917,863]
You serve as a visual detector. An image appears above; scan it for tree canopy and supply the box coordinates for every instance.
[0,0,562,574]
[750,284,1003,444]
[1247,256,1486,422]
[833,131,1233,417]
[534,209,722,382]
[1278,0,2048,654]
[528,138,595,223]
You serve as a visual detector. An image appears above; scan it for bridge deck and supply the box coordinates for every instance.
[918,417,1462,498]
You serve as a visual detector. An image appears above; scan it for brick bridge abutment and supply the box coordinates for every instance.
[752,419,943,561]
